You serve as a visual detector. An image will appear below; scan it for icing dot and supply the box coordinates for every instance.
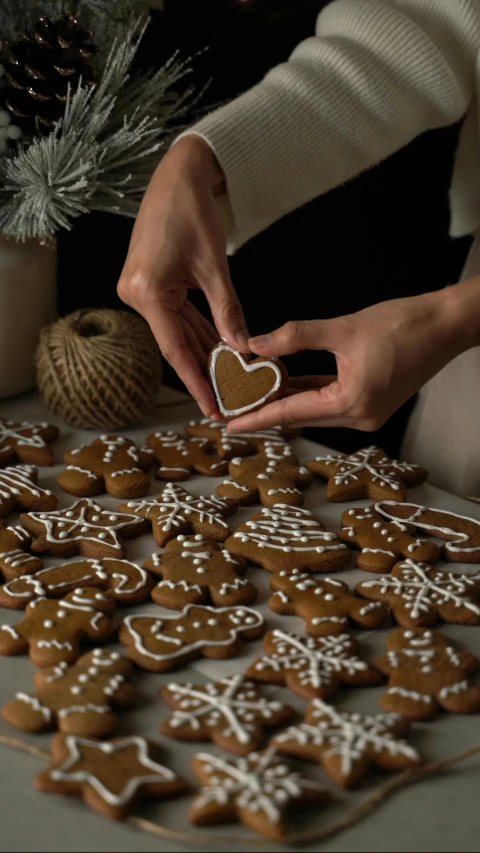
[207,619,218,626]
[71,686,82,695]
[80,527,90,534]
[74,589,84,595]
[98,532,107,540]
[176,626,186,633]
[43,620,54,628]
[92,515,101,522]
[88,667,98,675]
[193,621,201,628]
[56,610,67,618]
[109,515,118,521]
[195,535,204,541]
[78,674,89,683]
[65,511,75,518]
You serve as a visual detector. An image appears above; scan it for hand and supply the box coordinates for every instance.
[117,136,249,416]
[226,284,479,432]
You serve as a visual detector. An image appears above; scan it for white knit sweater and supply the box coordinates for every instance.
[186,0,480,253]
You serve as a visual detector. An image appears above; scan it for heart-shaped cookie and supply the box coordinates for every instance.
[208,343,288,418]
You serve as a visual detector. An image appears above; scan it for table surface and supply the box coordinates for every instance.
[1,391,479,853]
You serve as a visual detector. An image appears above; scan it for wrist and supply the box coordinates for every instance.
[438,277,480,352]
[170,134,226,197]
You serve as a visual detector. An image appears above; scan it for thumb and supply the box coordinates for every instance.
[248,319,337,357]
[202,268,250,351]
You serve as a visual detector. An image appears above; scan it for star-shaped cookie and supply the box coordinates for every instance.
[0,417,59,467]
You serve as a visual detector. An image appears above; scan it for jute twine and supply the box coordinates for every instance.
[1,731,479,848]
[35,309,163,430]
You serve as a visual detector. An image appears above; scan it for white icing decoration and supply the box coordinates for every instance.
[0,419,50,451]
[57,704,111,719]
[314,446,418,491]
[376,501,480,555]
[386,687,431,704]
[66,466,96,479]
[232,504,347,554]
[209,343,283,417]
[127,485,231,534]
[25,499,143,551]
[15,693,52,720]
[0,465,51,500]
[110,468,142,478]
[439,680,469,699]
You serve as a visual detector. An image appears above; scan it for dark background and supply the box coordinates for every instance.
[58,0,472,455]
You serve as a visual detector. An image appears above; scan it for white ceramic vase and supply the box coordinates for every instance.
[0,236,57,399]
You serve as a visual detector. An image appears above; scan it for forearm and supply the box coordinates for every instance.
[440,276,480,352]
[183,0,478,251]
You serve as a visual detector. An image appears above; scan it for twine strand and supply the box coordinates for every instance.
[1,731,479,848]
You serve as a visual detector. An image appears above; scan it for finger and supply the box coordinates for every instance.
[227,384,346,432]
[181,301,219,353]
[287,375,337,390]
[145,304,217,416]
[202,268,250,352]
[248,319,339,357]
[182,319,210,370]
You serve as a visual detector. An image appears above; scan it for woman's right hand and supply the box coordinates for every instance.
[117,135,249,416]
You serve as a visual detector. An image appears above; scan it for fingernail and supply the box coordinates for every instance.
[236,330,250,348]
[249,334,271,349]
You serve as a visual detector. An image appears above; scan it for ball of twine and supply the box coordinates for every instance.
[36,308,163,430]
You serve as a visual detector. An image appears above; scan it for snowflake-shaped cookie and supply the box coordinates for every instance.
[0,417,59,467]
[190,749,328,839]
[57,435,153,499]
[0,556,154,610]
[374,627,480,719]
[161,674,293,755]
[307,446,428,502]
[146,430,228,480]
[185,417,298,459]
[338,506,441,573]
[225,504,350,573]
[271,698,420,787]
[268,570,388,635]
[145,534,257,610]
[247,629,382,700]
[0,465,58,517]
[2,648,135,736]
[375,500,480,564]
[0,521,43,581]
[356,559,480,627]
[36,734,188,821]
[20,498,148,558]
[119,483,238,547]
[216,443,313,507]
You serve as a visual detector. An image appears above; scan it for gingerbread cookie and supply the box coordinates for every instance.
[0,521,43,581]
[216,443,313,507]
[356,560,480,628]
[57,435,153,499]
[271,698,420,788]
[268,570,388,635]
[0,557,154,610]
[247,629,382,701]
[190,749,328,839]
[145,535,257,610]
[375,501,480,563]
[0,465,57,517]
[20,498,148,558]
[2,648,135,736]
[119,483,237,548]
[119,604,265,672]
[374,627,480,719]
[0,588,115,667]
[35,734,188,821]
[146,430,228,481]
[208,342,288,418]
[0,417,59,467]
[185,417,299,459]
[307,446,428,502]
[160,674,293,755]
[225,504,350,574]
[338,506,441,573]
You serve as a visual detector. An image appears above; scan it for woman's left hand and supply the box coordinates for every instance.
[226,284,479,433]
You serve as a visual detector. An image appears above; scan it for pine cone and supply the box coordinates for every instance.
[1,15,97,135]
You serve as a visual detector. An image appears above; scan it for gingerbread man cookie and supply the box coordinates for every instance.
[119,604,265,672]
[0,520,43,581]
[145,534,257,610]
[271,698,420,788]
[375,501,480,564]
[247,629,382,701]
[216,443,313,507]
[160,674,293,755]
[356,560,480,628]
[146,430,228,480]
[0,417,59,467]
[119,483,238,547]
[268,570,389,635]
[307,446,428,502]
[338,506,441,573]
[35,734,188,821]
[0,588,115,667]
[0,465,57,517]
[208,342,288,418]
[57,435,153,499]
[0,557,154,610]
[20,498,148,558]
[225,504,350,574]
[2,648,135,736]
[374,627,480,719]
[190,749,328,839]
[185,417,299,459]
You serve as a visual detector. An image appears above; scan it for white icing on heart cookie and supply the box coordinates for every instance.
[209,343,283,417]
